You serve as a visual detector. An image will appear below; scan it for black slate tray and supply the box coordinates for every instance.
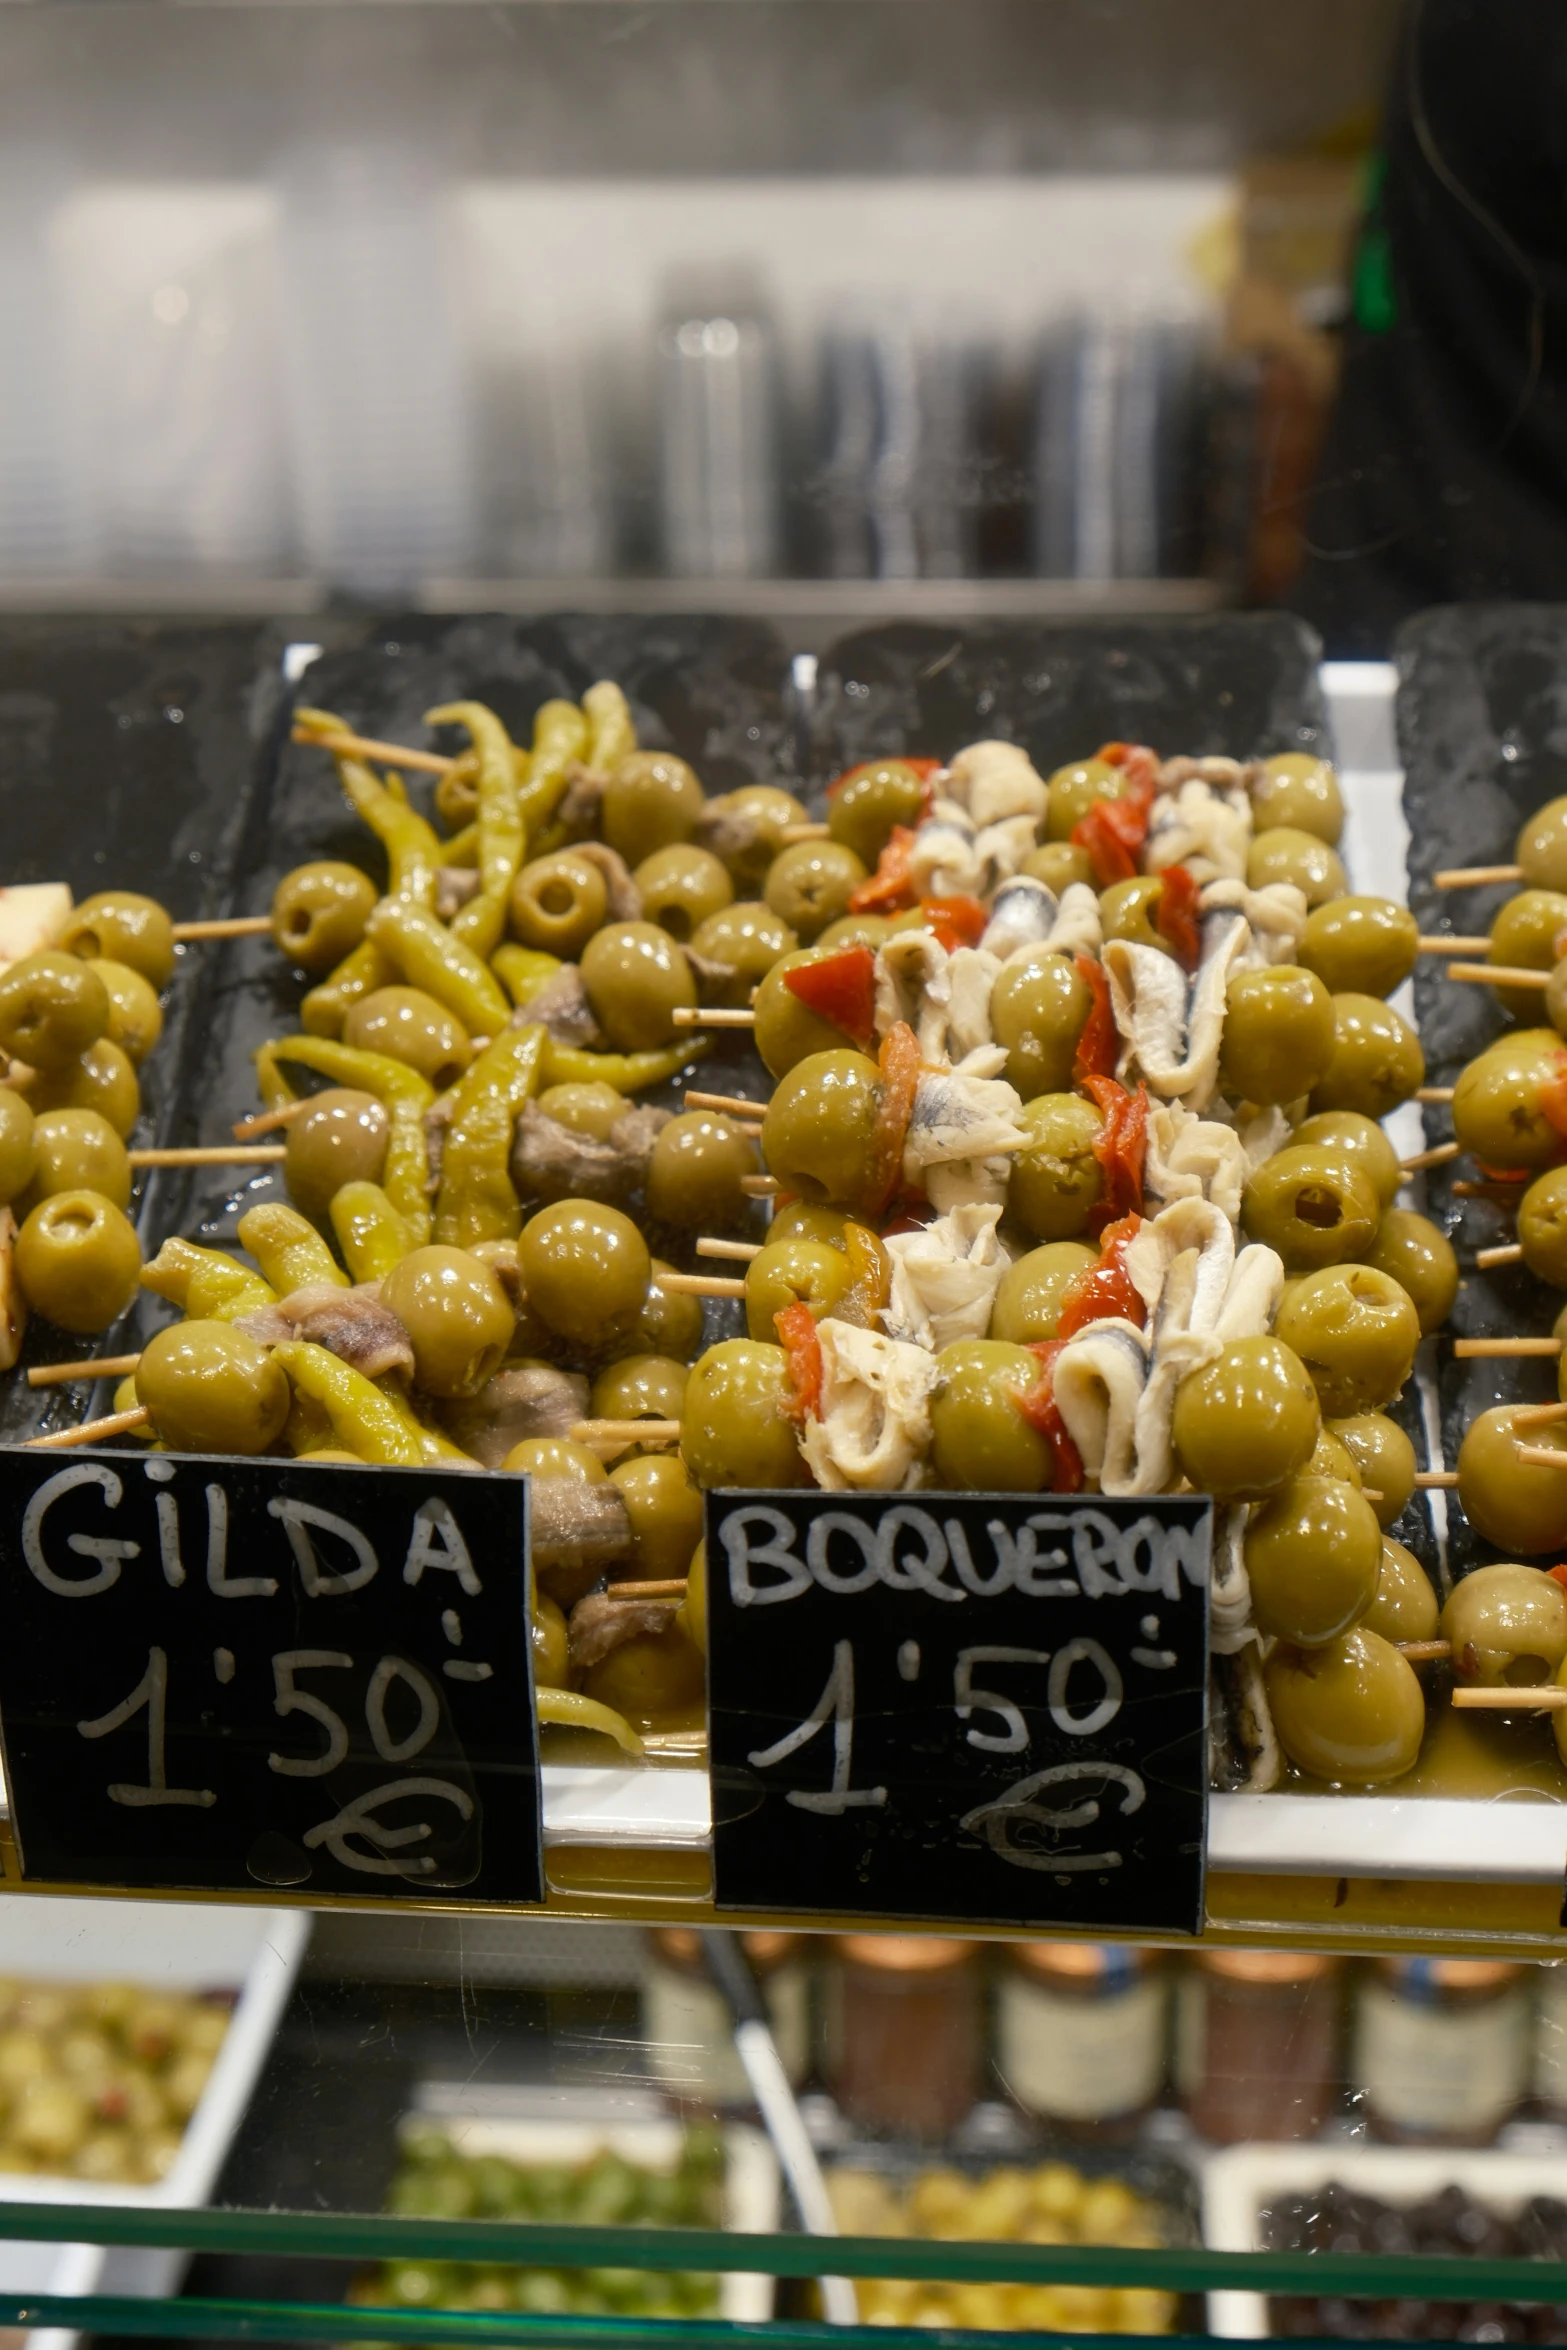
[1398,604,1567,1570]
[0,619,287,1437]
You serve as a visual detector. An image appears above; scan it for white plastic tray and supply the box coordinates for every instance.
[1202,2139,1567,2339]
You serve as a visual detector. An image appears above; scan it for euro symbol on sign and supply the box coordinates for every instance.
[302,1776,475,1877]
[958,1760,1145,1872]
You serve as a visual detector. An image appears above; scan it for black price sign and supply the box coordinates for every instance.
[0,1449,542,1904]
[707,1492,1210,1935]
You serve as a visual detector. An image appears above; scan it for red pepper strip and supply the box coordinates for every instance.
[865,1020,923,1219]
[1550,1566,1567,1592]
[849,824,918,913]
[1072,953,1118,1085]
[1082,1075,1148,1236]
[1015,1339,1084,1495]
[1153,861,1201,971]
[921,893,988,953]
[1475,1161,1533,1184]
[1096,741,1161,793]
[1540,1055,1567,1141]
[782,943,878,1049]
[1058,1213,1146,1341]
[839,1221,892,1328]
[774,1300,823,1422]
[1071,793,1148,886]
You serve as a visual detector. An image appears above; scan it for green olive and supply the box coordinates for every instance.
[1291,1111,1403,1208]
[681,1340,808,1488]
[1253,753,1345,845]
[645,1112,758,1231]
[23,1039,140,1139]
[270,861,378,976]
[1220,965,1336,1105]
[1458,1406,1567,1553]
[677,1539,706,1652]
[1274,1263,1420,1416]
[580,921,696,1051]
[754,947,862,1079]
[590,1352,689,1424]
[1490,888,1567,1023]
[1045,757,1122,843]
[21,1109,129,1213]
[763,841,866,942]
[764,1202,849,1252]
[1099,876,1167,954]
[0,952,109,1074]
[1266,1628,1424,1785]
[58,892,175,989]
[137,1320,289,1455]
[634,844,733,943]
[816,912,893,951]
[508,852,609,959]
[503,1436,607,1482]
[532,1594,569,1689]
[1023,843,1095,893]
[1241,1144,1381,1272]
[989,1242,1098,1343]
[990,949,1091,1101]
[0,1087,36,1205]
[601,751,705,867]
[343,987,472,1088]
[85,959,161,1074]
[15,1189,140,1333]
[518,1200,651,1350]
[1171,1337,1320,1500]
[1308,994,1425,1120]
[1246,826,1348,908]
[761,1048,880,1213]
[697,786,811,895]
[1363,1538,1439,1645]
[929,1340,1053,1492]
[1441,1563,1567,1687]
[827,760,928,867]
[1244,1474,1383,1646]
[1307,1426,1364,1487]
[1518,1165,1567,1285]
[1519,797,1567,893]
[1546,958,1567,1038]
[582,1625,705,1727]
[1452,1030,1567,1169]
[1009,1093,1104,1241]
[609,1452,704,1582]
[745,1236,854,1340]
[689,901,797,1005]
[381,1245,515,1397]
[283,1088,389,1224]
[536,1082,624,1143]
[1362,1208,1459,1334]
[630,1258,706,1362]
[1328,1412,1418,1528]
[1299,896,1419,998]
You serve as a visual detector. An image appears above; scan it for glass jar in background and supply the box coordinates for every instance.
[1354,1960,1530,2147]
[995,1944,1166,2141]
[642,1929,810,2109]
[1176,1950,1342,2144]
[826,1937,982,2140]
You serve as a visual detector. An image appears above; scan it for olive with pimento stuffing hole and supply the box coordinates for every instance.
[270,861,378,976]
[697,786,810,895]
[1098,876,1167,953]
[58,891,175,990]
[1440,1564,1567,1687]
[15,1189,141,1334]
[1291,1111,1402,1208]
[745,1236,853,1341]
[634,844,733,943]
[1273,1264,1420,1417]
[590,1353,688,1426]
[19,1109,129,1213]
[509,851,608,959]
[1240,1144,1380,1273]
[0,952,109,1074]
[1219,966,1336,1106]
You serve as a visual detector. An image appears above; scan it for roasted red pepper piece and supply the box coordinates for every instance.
[850,823,918,913]
[866,1019,922,1218]
[1549,1565,1567,1592]
[782,943,877,1049]
[774,1299,823,1422]
[1153,861,1201,970]
[1071,742,1161,885]
[921,893,988,952]
[1058,1212,1146,1340]
[1072,953,1118,1084]
[1015,1338,1084,1494]
[1082,1074,1148,1235]
[1540,1055,1567,1141]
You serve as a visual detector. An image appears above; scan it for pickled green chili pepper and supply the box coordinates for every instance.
[518,698,589,855]
[301,942,398,1039]
[254,1036,433,1243]
[536,1688,644,1758]
[329,1180,413,1285]
[141,1236,277,1323]
[366,898,511,1041]
[294,715,441,905]
[491,944,562,1010]
[583,678,636,773]
[440,822,478,869]
[426,703,525,964]
[540,1036,708,1095]
[238,1202,349,1295]
[388,1389,481,1468]
[433,1023,547,1249]
[270,1340,425,1466]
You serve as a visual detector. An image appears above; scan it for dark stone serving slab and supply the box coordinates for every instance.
[1398,603,1567,1568]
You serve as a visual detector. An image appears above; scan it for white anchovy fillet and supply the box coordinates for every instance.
[903,1065,1028,1174]
[1043,881,1103,959]
[1145,778,1251,883]
[1118,1199,1239,1493]
[1157,753,1257,793]
[945,738,1049,827]
[925,1154,1013,1216]
[1210,1502,1256,1653]
[1053,1320,1151,1492]
[946,947,1002,1061]
[910,802,983,898]
[798,1318,939,1492]
[1143,1099,1254,1224]
[981,875,1058,959]
[1215,1241,1286,1340]
[874,931,951,1060]
[1104,911,1250,1111]
[1201,876,1308,967]
[972,814,1041,888]
[881,1202,1010,1353]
